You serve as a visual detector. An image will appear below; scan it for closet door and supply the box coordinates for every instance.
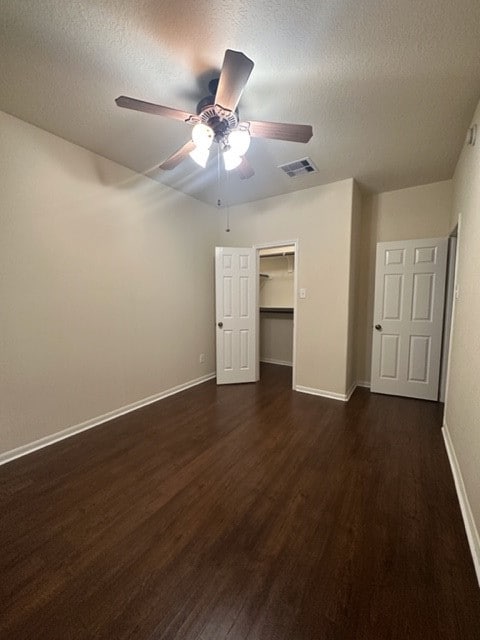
[215,247,257,384]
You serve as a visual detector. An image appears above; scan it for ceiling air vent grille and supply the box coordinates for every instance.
[278,157,317,178]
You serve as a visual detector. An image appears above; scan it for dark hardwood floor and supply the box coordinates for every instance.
[1,364,479,639]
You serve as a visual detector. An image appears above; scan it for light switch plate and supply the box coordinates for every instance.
[299,288,306,299]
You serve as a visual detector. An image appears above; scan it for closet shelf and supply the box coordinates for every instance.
[260,307,294,314]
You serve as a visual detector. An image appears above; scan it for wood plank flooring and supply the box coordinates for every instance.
[1,364,479,639]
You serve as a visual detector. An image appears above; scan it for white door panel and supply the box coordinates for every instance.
[380,334,400,379]
[215,247,257,384]
[371,238,447,400]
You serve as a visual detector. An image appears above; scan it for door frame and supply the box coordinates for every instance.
[254,239,299,390]
[443,215,462,416]
[439,232,457,402]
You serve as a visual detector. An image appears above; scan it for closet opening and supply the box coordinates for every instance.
[256,241,298,390]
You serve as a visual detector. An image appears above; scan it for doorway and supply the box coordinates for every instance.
[256,241,298,389]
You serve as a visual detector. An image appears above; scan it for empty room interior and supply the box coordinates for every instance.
[2,1,480,638]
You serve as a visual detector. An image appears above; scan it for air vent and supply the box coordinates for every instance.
[278,157,318,178]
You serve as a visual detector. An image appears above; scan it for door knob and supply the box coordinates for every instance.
[375,324,382,331]
[218,322,223,328]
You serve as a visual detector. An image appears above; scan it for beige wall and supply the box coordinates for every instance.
[219,179,355,396]
[445,98,480,565]
[0,111,217,455]
[356,180,453,383]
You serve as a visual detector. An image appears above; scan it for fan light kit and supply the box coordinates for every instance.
[115,49,313,179]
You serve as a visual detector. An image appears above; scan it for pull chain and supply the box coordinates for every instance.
[217,144,221,206]
[225,163,230,232]
[217,144,230,232]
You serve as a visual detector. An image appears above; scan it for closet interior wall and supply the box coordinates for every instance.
[259,252,294,367]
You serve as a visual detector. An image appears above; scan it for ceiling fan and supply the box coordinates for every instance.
[115,49,313,179]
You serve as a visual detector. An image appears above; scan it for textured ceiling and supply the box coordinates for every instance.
[1,0,479,206]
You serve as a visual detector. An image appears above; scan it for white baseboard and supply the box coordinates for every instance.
[356,380,371,388]
[296,384,349,402]
[0,372,216,467]
[260,357,293,367]
[345,382,357,401]
[296,380,359,402]
[442,423,480,587]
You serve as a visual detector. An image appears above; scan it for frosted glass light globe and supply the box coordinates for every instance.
[227,129,251,156]
[189,146,210,168]
[192,123,214,149]
[223,149,242,171]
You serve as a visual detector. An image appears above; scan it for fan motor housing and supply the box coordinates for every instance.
[196,90,239,142]
[196,95,215,115]
[197,78,238,142]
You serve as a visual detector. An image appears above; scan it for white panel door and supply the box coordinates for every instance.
[371,238,448,400]
[215,247,257,384]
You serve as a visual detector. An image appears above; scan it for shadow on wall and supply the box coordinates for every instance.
[22,123,204,220]
[355,193,379,385]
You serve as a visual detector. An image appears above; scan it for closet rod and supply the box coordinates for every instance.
[259,251,295,258]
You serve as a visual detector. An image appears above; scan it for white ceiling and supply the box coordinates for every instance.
[1,0,479,206]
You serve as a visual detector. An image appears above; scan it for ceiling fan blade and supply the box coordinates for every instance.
[115,96,195,123]
[235,156,255,180]
[215,50,254,113]
[247,120,313,143]
[158,140,196,170]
